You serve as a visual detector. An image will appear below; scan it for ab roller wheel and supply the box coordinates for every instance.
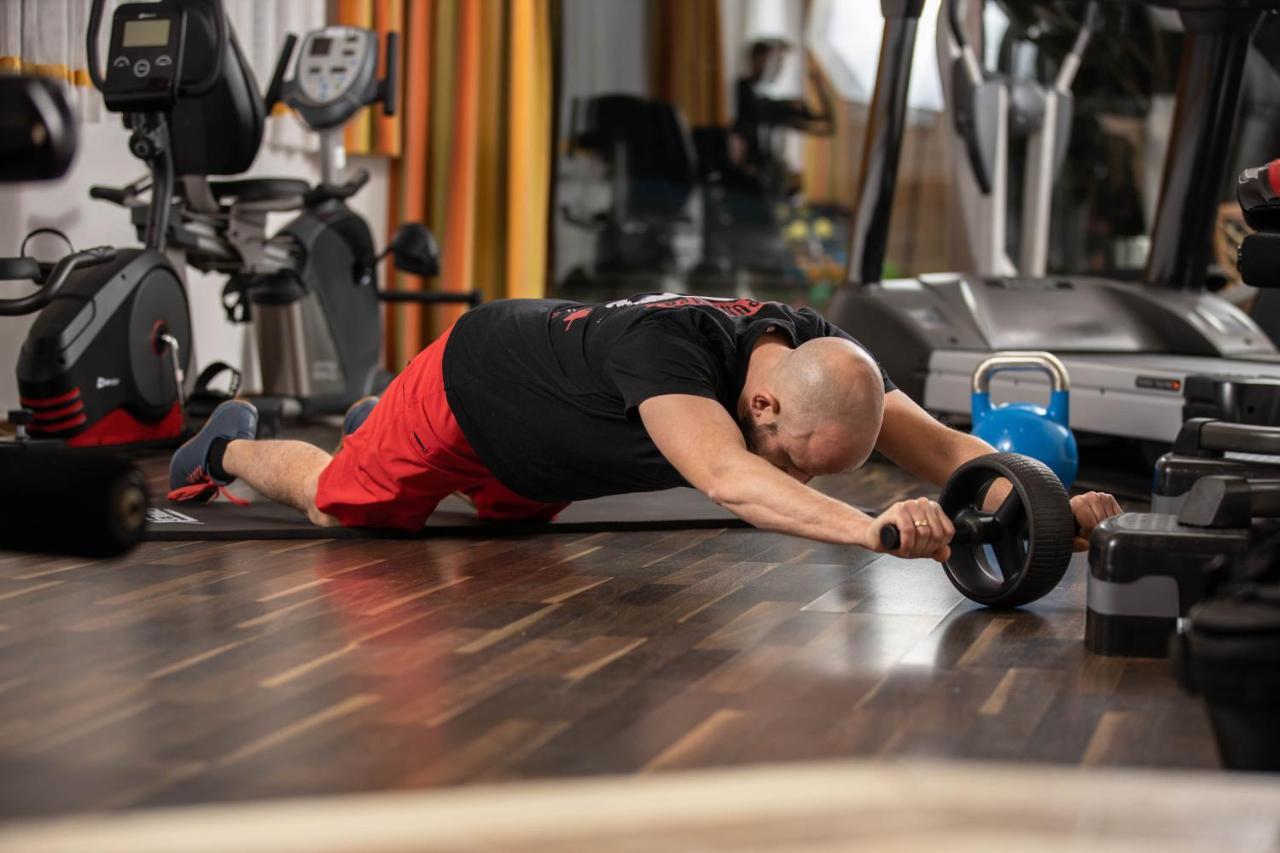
[881,453,1075,609]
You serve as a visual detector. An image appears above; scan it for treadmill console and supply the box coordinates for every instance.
[102,4,186,111]
[285,27,379,130]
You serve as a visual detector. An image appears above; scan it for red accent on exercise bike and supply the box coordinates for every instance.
[31,400,86,422]
[62,402,184,447]
[1268,160,1280,198]
[35,413,88,433]
[19,387,82,409]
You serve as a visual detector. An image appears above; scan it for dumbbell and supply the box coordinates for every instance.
[879,453,1075,608]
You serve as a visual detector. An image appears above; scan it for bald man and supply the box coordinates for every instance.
[169,294,1121,560]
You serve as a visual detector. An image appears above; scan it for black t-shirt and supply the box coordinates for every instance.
[442,294,894,503]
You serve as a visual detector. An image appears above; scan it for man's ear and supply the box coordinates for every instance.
[750,391,780,422]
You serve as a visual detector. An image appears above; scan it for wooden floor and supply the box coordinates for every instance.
[0,438,1220,822]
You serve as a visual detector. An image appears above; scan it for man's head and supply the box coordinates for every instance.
[746,38,789,83]
[739,337,885,483]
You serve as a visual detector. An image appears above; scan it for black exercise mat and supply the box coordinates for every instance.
[144,488,755,541]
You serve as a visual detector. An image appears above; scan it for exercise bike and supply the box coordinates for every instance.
[0,0,233,446]
[98,22,477,423]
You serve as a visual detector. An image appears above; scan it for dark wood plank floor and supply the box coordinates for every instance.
[0,438,1210,821]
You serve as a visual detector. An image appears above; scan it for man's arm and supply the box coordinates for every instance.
[638,394,953,558]
[874,389,1122,549]
[875,390,994,486]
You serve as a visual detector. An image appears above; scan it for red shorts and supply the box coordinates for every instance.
[315,327,570,530]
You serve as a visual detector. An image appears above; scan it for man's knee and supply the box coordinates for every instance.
[307,505,342,527]
[305,469,342,527]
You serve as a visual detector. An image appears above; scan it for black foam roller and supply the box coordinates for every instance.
[0,446,148,557]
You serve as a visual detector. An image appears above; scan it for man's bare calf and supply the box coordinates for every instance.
[222,439,340,527]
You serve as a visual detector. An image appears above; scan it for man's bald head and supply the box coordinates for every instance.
[769,338,884,434]
[740,337,886,479]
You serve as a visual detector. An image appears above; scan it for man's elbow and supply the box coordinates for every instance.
[702,473,744,511]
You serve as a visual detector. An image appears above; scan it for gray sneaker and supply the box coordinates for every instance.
[342,395,380,437]
[168,400,258,501]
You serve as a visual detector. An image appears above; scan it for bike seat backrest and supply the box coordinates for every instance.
[169,7,264,177]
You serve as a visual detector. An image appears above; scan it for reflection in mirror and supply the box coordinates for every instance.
[552,0,1178,310]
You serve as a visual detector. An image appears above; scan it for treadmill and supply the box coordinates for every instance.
[827,0,1280,445]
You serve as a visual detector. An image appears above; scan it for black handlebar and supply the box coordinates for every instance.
[377,290,483,308]
[381,31,399,117]
[85,0,110,93]
[0,247,117,316]
[264,33,297,114]
[90,185,131,206]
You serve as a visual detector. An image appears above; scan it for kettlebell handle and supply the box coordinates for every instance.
[972,351,1071,394]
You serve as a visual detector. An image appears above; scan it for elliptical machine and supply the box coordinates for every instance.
[0,0,224,446]
[940,0,1100,277]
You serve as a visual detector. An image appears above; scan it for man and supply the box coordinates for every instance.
[733,39,834,195]
[170,294,1121,561]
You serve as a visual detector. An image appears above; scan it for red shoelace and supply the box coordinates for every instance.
[167,466,250,506]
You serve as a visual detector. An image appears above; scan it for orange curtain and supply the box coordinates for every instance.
[505,0,555,300]
[651,0,726,128]
[338,1,557,369]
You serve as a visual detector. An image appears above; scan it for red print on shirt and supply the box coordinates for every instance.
[639,296,768,318]
[556,306,594,331]
[555,295,772,332]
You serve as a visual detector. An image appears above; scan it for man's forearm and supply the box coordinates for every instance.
[906,428,997,488]
[705,456,873,547]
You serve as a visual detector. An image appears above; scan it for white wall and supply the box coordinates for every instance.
[0,115,389,411]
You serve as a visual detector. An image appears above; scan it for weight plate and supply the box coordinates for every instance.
[938,453,1074,608]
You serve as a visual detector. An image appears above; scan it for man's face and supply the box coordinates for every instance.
[749,45,785,83]
[739,415,870,484]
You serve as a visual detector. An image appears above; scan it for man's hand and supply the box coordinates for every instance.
[866,496,956,563]
[1071,491,1123,551]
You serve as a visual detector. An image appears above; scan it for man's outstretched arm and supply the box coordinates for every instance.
[638,394,954,559]
[874,389,1122,548]
[874,390,997,486]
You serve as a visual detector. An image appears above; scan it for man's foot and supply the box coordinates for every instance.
[343,396,379,437]
[168,400,258,503]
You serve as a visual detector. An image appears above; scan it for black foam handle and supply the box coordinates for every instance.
[378,289,482,307]
[0,446,148,557]
[1240,232,1280,288]
[264,33,298,113]
[381,31,399,117]
[878,517,1083,552]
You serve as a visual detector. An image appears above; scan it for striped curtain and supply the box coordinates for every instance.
[650,0,726,128]
[346,0,557,368]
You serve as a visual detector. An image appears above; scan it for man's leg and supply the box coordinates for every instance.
[464,479,570,523]
[169,400,341,526]
[222,439,339,527]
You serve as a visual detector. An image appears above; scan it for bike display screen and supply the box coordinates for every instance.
[310,37,333,57]
[121,18,171,48]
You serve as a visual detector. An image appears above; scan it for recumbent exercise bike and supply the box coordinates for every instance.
[0,0,476,446]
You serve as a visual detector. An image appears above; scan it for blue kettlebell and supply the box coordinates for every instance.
[970,352,1079,487]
